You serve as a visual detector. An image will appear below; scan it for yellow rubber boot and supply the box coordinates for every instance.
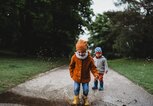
[83,95,89,106]
[72,95,79,105]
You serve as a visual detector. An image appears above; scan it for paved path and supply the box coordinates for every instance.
[0,65,153,106]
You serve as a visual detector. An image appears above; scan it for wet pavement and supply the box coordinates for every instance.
[0,65,153,106]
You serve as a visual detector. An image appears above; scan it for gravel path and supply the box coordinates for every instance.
[0,65,153,106]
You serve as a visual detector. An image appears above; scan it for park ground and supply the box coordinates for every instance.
[0,65,153,106]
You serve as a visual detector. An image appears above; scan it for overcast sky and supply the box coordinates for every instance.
[91,0,120,15]
[79,0,123,41]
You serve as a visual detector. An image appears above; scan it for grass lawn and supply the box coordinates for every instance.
[108,58,153,94]
[0,56,68,93]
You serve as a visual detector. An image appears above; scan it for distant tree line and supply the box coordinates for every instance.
[89,0,153,58]
[0,0,93,57]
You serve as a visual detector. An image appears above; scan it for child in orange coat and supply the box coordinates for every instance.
[69,39,99,105]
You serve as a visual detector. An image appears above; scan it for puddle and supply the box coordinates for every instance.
[0,91,69,106]
[0,92,117,106]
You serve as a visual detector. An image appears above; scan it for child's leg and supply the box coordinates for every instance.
[74,81,80,96]
[82,83,89,96]
[82,83,89,105]
[99,73,104,91]
[92,78,98,90]
[73,81,80,104]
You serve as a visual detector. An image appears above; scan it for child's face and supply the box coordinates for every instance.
[77,50,86,57]
[95,52,102,57]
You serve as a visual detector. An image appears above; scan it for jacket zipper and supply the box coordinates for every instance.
[80,59,83,82]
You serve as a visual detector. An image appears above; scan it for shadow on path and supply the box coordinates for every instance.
[0,91,116,106]
[0,91,69,106]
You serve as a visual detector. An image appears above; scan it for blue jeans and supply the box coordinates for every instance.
[74,81,89,96]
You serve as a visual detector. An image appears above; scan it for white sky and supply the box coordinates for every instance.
[79,0,123,41]
[91,0,118,15]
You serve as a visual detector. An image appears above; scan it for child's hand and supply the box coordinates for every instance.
[95,75,99,80]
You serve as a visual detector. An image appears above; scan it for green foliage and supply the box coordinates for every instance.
[89,0,153,58]
[89,14,115,58]
[113,0,153,58]
[0,0,93,57]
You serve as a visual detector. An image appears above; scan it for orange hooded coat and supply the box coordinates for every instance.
[69,52,99,83]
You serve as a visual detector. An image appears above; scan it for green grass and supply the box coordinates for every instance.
[108,58,153,94]
[0,57,68,93]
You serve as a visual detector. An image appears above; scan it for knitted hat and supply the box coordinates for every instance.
[76,39,87,52]
[95,47,102,53]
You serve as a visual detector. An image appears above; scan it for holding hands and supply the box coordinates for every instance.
[94,74,99,80]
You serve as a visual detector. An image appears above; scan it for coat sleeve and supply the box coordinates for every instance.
[69,55,75,78]
[104,58,108,71]
[90,57,99,77]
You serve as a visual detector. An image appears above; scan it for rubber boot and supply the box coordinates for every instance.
[72,95,79,105]
[82,95,89,106]
[92,80,98,90]
[99,81,103,91]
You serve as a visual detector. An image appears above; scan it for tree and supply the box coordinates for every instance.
[0,0,94,57]
[89,0,153,58]
[114,0,153,58]
[89,14,116,58]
